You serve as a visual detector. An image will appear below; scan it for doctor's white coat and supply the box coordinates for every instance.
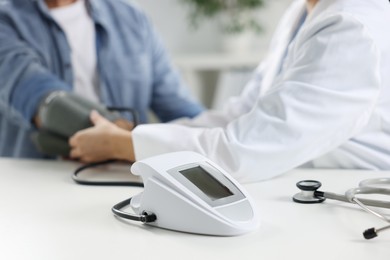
[133,0,390,183]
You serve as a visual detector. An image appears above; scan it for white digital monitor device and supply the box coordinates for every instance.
[127,151,259,236]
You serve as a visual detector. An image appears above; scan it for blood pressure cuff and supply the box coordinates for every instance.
[31,91,122,157]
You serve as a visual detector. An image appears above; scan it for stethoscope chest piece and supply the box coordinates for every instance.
[293,180,326,204]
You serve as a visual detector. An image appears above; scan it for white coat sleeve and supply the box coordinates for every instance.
[132,14,381,183]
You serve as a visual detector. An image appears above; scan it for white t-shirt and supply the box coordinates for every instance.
[50,0,100,102]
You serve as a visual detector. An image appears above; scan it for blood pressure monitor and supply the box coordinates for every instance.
[112,151,259,236]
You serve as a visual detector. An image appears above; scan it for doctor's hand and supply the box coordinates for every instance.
[113,118,135,131]
[69,110,135,163]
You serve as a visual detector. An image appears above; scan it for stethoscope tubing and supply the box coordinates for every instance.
[294,178,390,239]
[312,177,390,209]
[317,190,390,209]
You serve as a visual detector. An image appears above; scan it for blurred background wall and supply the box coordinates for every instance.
[133,0,292,110]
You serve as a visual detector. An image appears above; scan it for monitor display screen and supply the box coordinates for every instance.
[179,166,234,200]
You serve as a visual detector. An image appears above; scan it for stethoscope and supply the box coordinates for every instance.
[293,178,390,239]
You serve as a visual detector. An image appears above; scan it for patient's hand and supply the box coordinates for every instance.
[69,110,135,163]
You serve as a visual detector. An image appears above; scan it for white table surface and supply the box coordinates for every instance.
[1,158,389,260]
